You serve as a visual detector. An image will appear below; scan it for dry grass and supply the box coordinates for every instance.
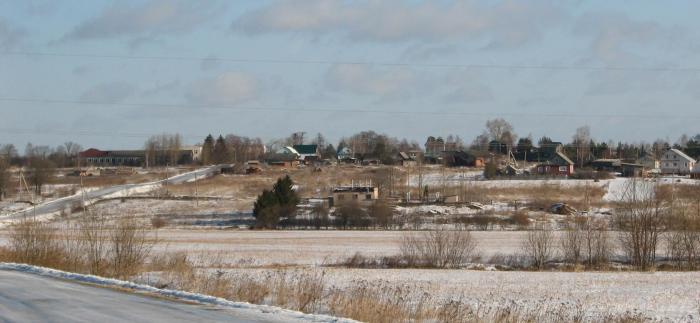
[0,216,155,279]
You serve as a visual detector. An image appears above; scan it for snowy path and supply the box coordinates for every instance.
[0,165,229,224]
[0,264,351,323]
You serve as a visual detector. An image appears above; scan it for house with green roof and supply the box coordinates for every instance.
[292,144,320,163]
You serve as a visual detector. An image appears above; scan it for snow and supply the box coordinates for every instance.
[0,263,355,323]
[312,268,700,322]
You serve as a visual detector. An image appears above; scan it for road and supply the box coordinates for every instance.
[0,269,300,323]
[1,165,229,222]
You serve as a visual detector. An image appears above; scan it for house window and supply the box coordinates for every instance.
[559,166,567,172]
[366,194,372,200]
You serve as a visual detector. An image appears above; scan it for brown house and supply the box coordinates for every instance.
[536,151,575,176]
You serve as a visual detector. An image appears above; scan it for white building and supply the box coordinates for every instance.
[660,149,696,175]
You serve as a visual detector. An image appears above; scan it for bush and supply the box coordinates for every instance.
[522,224,555,270]
[400,229,478,268]
[4,219,66,268]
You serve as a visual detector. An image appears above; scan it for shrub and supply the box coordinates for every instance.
[522,224,555,270]
[400,229,478,268]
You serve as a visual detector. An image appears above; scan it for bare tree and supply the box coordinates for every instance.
[522,223,555,270]
[27,158,55,195]
[572,126,591,168]
[0,158,9,201]
[0,144,17,161]
[615,179,666,270]
[583,218,611,268]
[665,200,700,270]
[560,219,584,265]
[311,203,329,230]
[400,229,478,268]
[368,199,393,229]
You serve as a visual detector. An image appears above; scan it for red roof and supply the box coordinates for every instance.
[79,148,108,158]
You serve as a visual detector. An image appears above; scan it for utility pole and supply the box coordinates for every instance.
[194,170,199,208]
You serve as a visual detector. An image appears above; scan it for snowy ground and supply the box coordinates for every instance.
[140,230,609,267]
[213,267,700,322]
[410,172,700,203]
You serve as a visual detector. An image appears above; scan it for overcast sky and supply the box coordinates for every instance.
[1,0,700,149]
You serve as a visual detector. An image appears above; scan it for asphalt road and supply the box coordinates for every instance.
[0,269,295,323]
[2,165,228,221]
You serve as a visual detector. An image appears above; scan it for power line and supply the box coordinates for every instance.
[0,96,695,120]
[3,50,700,72]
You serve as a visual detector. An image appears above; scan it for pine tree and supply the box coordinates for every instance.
[252,175,300,228]
[212,135,229,164]
[201,134,214,165]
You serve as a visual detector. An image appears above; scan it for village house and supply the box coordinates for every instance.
[328,183,379,207]
[535,151,574,176]
[425,136,458,161]
[442,151,484,167]
[660,148,696,175]
[397,150,423,167]
[637,153,660,171]
[264,146,301,167]
[336,147,356,164]
[292,144,320,164]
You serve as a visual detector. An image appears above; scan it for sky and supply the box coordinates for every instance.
[1,0,700,150]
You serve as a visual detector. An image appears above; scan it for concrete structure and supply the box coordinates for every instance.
[660,149,696,175]
[328,184,379,207]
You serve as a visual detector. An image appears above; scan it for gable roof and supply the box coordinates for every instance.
[292,144,318,155]
[668,149,696,163]
[542,151,574,166]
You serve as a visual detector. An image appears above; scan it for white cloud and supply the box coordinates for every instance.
[79,81,137,103]
[574,12,689,64]
[233,0,564,48]
[186,72,259,105]
[64,0,221,40]
[325,64,419,98]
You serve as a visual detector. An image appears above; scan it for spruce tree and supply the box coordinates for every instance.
[212,135,229,164]
[201,134,214,165]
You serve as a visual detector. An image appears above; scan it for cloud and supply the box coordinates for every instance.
[440,71,493,104]
[325,64,419,98]
[0,19,25,50]
[233,0,564,48]
[80,81,137,103]
[64,0,221,40]
[574,12,689,64]
[186,72,259,105]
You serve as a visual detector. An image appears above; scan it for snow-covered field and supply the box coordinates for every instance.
[214,267,700,322]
